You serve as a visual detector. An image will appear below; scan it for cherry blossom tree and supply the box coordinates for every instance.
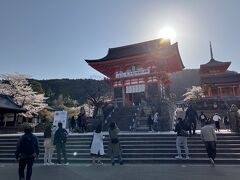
[183,86,205,103]
[0,73,48,118]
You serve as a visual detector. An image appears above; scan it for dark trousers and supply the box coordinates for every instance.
[81,123,87,132]
[56,143,67,164]
[18,157,34,180]
[215,121,220,131]
[188,120,197,135]
[204,141,216,160]
[148,124,153,131]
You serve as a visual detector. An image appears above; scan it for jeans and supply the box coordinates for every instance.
[56,143,67,164]
[19,157,34,180]
[176,136,189,157]
[204,141,216,160]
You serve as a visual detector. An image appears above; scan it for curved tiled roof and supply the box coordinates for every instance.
[85,38,171,62]
[200,59,231,67]
[0,95,26,113]
[201,73,240,84]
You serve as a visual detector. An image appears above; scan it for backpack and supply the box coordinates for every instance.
[21,135,35,156]
[60,129,68,143]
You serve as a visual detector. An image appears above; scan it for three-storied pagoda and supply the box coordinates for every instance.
[200,42,240,98]
[85,38,184,106]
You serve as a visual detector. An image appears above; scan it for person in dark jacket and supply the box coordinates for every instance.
[185,105,198,135]
[108,122,123,166]
[15,125,39,180]
[199,112,207,127]
[70,116,76,132]
[147,115,153,131]
[174,118,189,160]
[54,122,69,165]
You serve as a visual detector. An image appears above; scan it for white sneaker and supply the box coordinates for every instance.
[48,162,55,165]
[64,162,69,165]
[185,156,190,160]
[43,163,48,166]
[175,155,183,160]
[210,158,215,166]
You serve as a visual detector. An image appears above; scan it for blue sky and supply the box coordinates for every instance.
[0,0,239,79]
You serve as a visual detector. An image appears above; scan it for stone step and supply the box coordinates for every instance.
[2,153,240,159]
[0,132,239,164]
[1,157,240,164]
[2,148,240,154]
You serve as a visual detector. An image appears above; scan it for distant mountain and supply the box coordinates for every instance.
[34,69,203,106]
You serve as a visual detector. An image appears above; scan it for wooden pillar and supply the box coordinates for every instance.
[122,85,126,107]
[232,86,236,96]
[208,86,212,96]
[219,87,222,96]
[144,78,148,99]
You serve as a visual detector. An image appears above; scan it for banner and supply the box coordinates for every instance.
[53,111,68,129]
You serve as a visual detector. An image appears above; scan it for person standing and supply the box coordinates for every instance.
[70,116,76,132]
[15,125,39,180]
[81,113,87,132]
[90,124,105,165]
[224,115,230,131]
[185,105,198,135]
[201,121,217,166]
[54,122,69,165]
[43,123,55,165]
[147,115,153,131]
[108,122,123,166]
[213,113,221,132]
[153,112,159,132]
[174,118,189,160]
[199,112,207,127]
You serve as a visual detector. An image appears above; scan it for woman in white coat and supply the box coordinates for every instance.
[90,124,105,165]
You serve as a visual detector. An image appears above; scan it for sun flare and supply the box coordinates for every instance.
[158,26,176,41]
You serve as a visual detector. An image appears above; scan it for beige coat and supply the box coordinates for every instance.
[201,125,217,142]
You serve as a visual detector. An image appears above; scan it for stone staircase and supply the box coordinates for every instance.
[135,106,152,131]
[0,132,240,164]
[107,106,138,131]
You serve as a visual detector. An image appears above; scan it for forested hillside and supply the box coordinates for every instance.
[34,69,201,106]
[170,69,200,100]
[37,79,111,106]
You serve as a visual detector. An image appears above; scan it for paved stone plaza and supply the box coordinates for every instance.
[0,163,239,180]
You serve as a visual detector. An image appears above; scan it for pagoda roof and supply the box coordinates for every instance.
[200,58,231,68]
[201,72,240,85]
[200,42,231,75]
[85,39,172,62]
[85,39,184,77]
[0,94,26,113]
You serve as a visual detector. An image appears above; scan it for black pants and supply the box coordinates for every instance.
[204,141,216,160]
[19,157,34,180]
[81,123,87,132]
[215,121,220,131]
[188,120,197,135]
[56,143,67,164]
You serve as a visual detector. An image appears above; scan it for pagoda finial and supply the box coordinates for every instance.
[210,41,214,60]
